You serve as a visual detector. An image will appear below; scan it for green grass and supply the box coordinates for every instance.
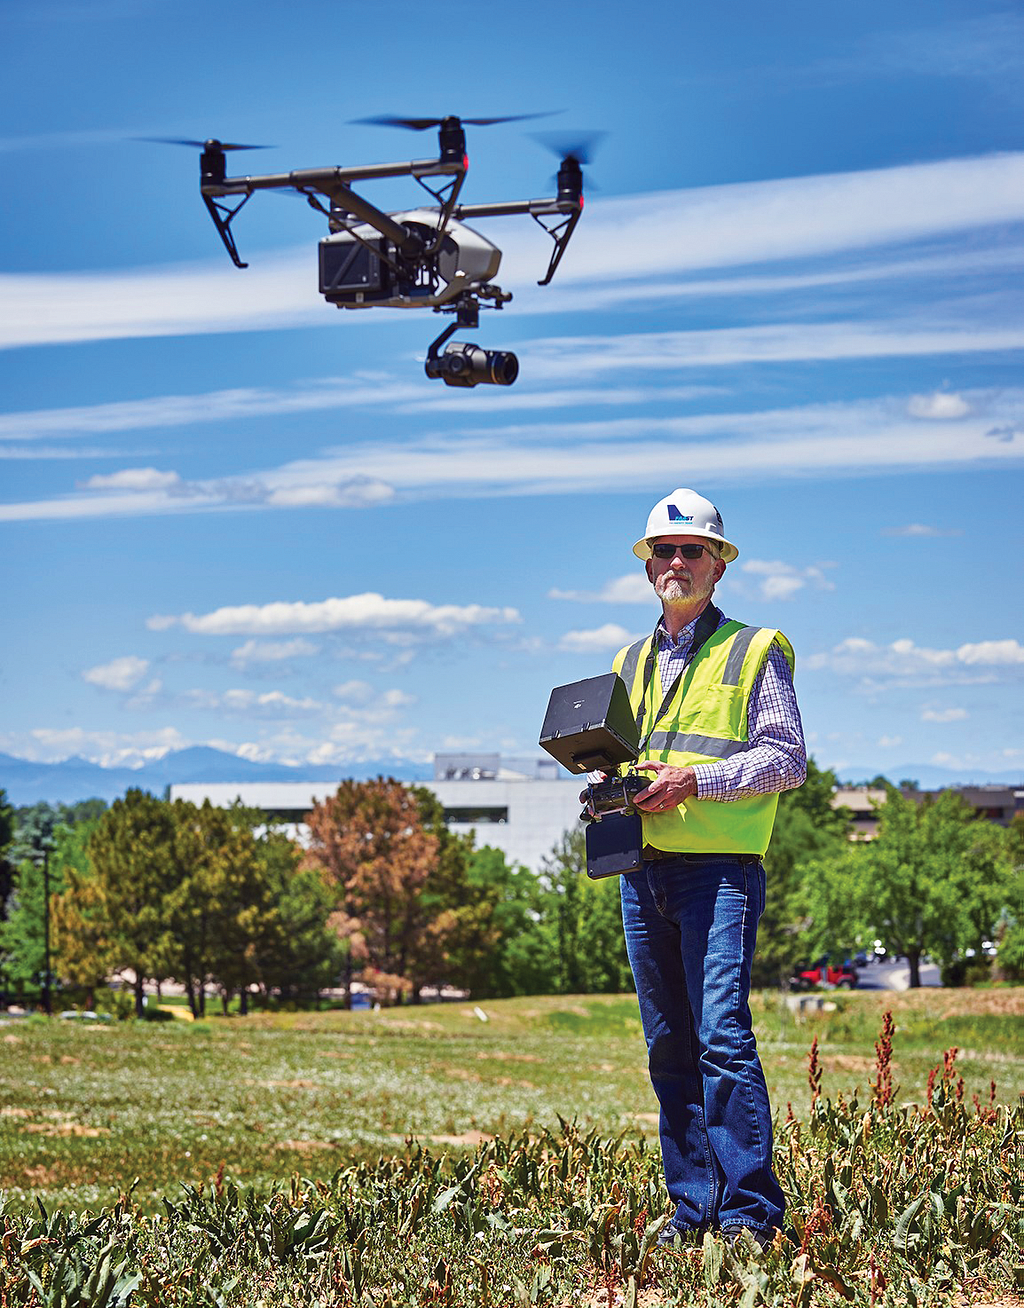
[0,989,1021,1306]
[0,989,1021,1214]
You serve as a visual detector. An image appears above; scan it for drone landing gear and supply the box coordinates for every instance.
[424,291,518,388]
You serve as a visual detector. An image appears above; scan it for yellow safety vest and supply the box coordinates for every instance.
[612,620,795,856]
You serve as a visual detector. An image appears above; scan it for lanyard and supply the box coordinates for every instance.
[634,604,722,756]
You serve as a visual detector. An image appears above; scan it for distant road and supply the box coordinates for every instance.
[855,959,942,990]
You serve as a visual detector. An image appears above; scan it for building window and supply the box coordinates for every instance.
[443,807,509,825]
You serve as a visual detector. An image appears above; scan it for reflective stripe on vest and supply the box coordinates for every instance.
[612,620,795,856]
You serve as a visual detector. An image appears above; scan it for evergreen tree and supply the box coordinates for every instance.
[53,790,180,1016]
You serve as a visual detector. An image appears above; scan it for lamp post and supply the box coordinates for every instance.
[28,842,53,1017]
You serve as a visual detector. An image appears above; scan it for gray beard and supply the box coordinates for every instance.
[655,573,716,607]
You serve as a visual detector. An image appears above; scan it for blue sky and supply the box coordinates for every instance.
[2,0,1022,783]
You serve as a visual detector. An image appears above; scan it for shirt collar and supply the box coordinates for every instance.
[656,611,701,652]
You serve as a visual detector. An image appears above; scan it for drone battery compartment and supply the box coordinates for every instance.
[319,235,387,302]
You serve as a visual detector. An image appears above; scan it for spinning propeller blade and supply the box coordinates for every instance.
[530,130,607,166]
[354,112,555,131]
[137,137,273,151]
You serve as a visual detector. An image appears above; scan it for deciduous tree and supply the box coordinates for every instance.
[801,787,1011,987]
[304,779,441,1002]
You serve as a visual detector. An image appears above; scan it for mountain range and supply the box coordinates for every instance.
[1,747,1021,808]
[0,747,434,807]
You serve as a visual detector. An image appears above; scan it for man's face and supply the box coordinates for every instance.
[645,535,726,606]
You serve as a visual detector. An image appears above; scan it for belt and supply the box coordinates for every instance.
[643,846,761,864]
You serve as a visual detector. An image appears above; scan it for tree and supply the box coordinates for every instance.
[251,831,347,1005]
[162,800,273,1017]
[994,814,1024,981]
[515,830,632,997]
[0,789,16,912]
[753,759,851,987]
[801,787,1012,988]
[53,790,180,1016]
[304,779,443,1003]
[1,818,98,1004]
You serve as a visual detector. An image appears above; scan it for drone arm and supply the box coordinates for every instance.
[453,195,583,285]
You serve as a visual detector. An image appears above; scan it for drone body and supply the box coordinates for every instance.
[173,116,588,386]
[319,210,501,311]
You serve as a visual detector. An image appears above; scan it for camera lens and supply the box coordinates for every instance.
[424,342,519,387]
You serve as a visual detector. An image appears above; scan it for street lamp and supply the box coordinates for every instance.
[27,842,53,1017]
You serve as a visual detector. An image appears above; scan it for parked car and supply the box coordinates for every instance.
[790,956,859,990]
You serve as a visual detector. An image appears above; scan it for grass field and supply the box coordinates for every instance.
[0,988,1022,1305]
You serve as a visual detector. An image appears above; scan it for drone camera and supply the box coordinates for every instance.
[425,341,519,387]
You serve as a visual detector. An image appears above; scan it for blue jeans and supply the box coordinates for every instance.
[620,855,784,1237]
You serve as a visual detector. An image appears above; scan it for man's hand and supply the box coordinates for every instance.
[633,760,697,812]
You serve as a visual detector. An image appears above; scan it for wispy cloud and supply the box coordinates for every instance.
[549,574,653,604]
[881,523,964,538]
[823,12,1024,83]
[2,152,1023,349]
[81,468,182,491]
[3,387,1022,523]
[230,638,321,667]
[921,706,968,723]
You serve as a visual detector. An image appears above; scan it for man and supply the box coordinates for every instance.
[590,488,805,1248]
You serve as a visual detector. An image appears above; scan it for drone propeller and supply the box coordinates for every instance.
[137,137,273,151]
[530,130,606,167]
[354,113,554,131]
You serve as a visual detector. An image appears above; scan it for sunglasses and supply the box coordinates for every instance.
[651,542,716,560]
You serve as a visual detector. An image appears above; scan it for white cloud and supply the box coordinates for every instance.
[81,467,182,491]
[881,523,963,537]
[807,636,1024,685]
[149,593,522,640]
[230,638,320,666]
[264,479,394,508]
[82,655,151,692]
[907,390,970,420]
[558,624,638,653]
[878,736,903,748]
[381,688,416,708]
[549,573,654,604]
[183,689,325,717]
[738,559,836,602]
[921,707,968,723]
[11,725,189,767]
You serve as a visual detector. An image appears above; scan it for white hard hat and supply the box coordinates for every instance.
[632,488,739,563]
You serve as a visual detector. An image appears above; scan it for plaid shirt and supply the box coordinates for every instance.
[653,609,806,801]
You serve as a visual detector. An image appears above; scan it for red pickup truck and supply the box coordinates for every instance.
[791,958,858,990]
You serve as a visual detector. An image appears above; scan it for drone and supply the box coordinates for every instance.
[158,115,590,387]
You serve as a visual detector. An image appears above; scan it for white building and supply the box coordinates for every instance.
[169,753,583,871]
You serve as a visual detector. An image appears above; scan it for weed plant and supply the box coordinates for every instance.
[1,995,1022,1305]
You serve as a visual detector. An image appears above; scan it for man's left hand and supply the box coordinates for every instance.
[633,760,698,812]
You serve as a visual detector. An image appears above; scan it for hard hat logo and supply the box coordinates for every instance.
[632,488,739,564]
